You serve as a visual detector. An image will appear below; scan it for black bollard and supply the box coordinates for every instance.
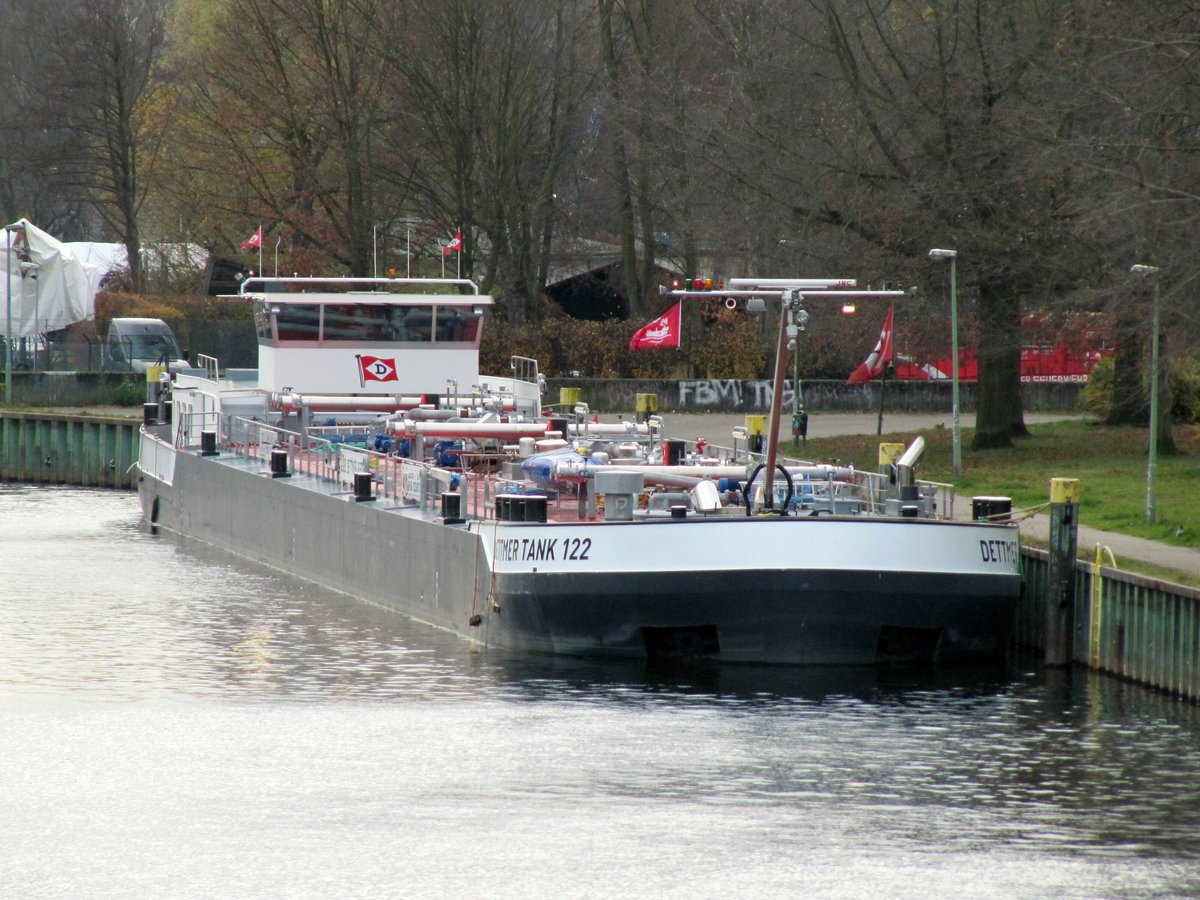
[353,471,374,501]
[270,447,290,478]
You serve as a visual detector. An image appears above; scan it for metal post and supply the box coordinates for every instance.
[929,248,961,479]
[4,227,11,404]
[761,292,793,510]
[1045,477,1081,666]
[948,255,962,479]
[29,265,38,371]
[1131,264,1161,524]
[1146,278,1160,525]
[32,268,38,369]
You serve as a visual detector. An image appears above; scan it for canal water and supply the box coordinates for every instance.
[3,486,1200,899]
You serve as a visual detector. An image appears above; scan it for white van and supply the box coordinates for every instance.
[104,318,189,373]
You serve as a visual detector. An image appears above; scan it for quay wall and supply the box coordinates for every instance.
[0,411,141,489]
[1015,549,1200,701]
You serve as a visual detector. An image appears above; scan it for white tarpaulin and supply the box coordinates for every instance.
[2,219,117,338]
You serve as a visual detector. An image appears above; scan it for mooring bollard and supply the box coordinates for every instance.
[1045,477,1081,666]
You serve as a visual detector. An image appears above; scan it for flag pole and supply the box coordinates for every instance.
[257,224,263,276]
[274,234,281,277]
[406,226,411,277]
[876,363,888,435]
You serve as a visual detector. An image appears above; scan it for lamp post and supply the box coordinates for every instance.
[4,226,11,404]
[20,261,39,371]
[929,248,961,479]
[1131,264,1161,524]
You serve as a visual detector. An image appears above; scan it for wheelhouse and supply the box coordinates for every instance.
[233,277,494,396]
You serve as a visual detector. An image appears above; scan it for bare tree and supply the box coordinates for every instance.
[1058,3,1200,452]
[700,1,1095,448]
[41,0,171,289]
[163,0,404,275]
[0,1,93,233]
[392,0,590,322]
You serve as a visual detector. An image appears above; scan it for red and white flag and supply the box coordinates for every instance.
[359,355,398,382]
[443,231,463,256]
[629,301,682,350]
[846,305,894,384]
[241,226,262,250]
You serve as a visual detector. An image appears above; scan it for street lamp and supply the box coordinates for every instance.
[4,226,11,404]
[929,248,961,479]
[1131,263,1161,524]
[20,262,40,371]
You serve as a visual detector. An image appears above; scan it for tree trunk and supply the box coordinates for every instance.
[972,278,1024,449]
[1107,299,1145,426]
[598,0,640,316]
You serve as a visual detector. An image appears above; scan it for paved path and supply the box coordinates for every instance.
[660,411,1200,579]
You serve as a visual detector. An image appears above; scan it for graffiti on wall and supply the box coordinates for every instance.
[677,380,801,410]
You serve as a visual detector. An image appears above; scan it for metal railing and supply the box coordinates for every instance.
[674,431,957,520]
[204,413,458,511]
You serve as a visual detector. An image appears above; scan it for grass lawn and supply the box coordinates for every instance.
[785,418,1200,555]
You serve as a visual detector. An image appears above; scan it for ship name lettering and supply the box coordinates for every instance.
[979,539,1018,564]
[521,538,558,561]
[562,537,591,561]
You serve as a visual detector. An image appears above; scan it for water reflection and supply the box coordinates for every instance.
[5,487,1200,899]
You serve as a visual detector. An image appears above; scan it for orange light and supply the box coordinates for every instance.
[841,303,857,315]
[703,277,713,290]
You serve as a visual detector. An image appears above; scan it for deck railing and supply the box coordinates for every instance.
[208,413,456,511]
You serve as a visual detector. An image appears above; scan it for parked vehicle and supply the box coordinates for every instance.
[103,318,189,373]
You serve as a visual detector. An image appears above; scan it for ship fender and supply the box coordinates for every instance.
[743,463,794,516]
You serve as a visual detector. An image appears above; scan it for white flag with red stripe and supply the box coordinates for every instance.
[846,306,894,384]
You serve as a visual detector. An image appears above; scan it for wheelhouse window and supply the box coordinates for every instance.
[257,300,479,343]
[434,307,480,342]
[273,304,321,341]
[322,304,392,341]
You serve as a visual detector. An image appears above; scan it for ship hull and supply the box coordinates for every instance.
[139,433,1022,666]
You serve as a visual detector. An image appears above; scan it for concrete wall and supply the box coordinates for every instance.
[547,377,1083,413]
[0,371,1083,413]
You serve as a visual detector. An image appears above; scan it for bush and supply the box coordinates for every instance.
[1080,354,1200,424]
[1170,354,1200,424]
[1080,356,1114,419]
[110,377,145,407]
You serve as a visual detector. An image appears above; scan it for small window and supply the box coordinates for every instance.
[389,305,433,342]
[274,304,321,341]
[323,304,391,341]
[434,307,479,342]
